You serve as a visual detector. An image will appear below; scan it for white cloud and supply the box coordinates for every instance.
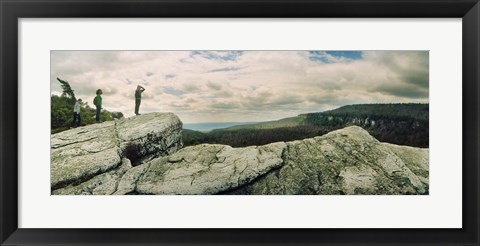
[51,50,428,123]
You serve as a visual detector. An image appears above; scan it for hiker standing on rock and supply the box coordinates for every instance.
[135,85,145,115]
[93,89,103,123]
[71,98,82,128]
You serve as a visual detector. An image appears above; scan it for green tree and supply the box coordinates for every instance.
[51,95,74,131]
[56,77,76,103]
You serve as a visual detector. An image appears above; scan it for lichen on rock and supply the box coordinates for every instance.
[51,112,184,193]
[231,126,429,195]
[51,121,122,190]
[53,158,132,195]
[134,142,287,195]
[51,113,428,195]
[117,112,183,160]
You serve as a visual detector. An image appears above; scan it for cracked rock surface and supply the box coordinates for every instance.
[117,113,183,157]
[52,115,428,195]
[50,112,183,193]
[227,126,429,195]
[116,142,286,195]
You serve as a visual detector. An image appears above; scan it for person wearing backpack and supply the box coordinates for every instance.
[93,89,103,123]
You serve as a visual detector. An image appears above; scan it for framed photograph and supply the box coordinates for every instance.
[1,0,479,245]
[50,50,431,197]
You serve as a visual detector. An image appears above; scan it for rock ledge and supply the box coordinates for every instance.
[51,116,429,195]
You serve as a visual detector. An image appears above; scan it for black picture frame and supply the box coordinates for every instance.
[1,0,479,245]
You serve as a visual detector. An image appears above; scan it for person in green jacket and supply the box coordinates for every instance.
[135,85,145,115]
[93,89,102,123]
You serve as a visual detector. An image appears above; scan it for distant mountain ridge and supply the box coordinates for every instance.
[183,103,429,148]
[220,116,304,131]
[184,122,258,132]
[221,103,428,130]
[304,103,428,123]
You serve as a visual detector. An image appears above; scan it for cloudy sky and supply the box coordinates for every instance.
[51,50,428,123]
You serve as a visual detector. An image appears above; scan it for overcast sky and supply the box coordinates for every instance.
[51,50,428,123]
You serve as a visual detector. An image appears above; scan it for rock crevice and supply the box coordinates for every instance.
[51,113,183,193]
[51,113,429,195]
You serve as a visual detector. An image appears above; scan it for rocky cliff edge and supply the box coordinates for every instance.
[51,113,428,195]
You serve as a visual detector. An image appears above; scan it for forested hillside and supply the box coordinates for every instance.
[303,103,428,147]
[183,103,429,148]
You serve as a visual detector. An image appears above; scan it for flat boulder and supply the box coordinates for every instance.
[51,112,183,192]
[117,112,183,157]
[51,121,121,190]
[240,126,429,195]
[116,142,286,195]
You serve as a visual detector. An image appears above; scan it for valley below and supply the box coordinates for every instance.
[183,103,429,148]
